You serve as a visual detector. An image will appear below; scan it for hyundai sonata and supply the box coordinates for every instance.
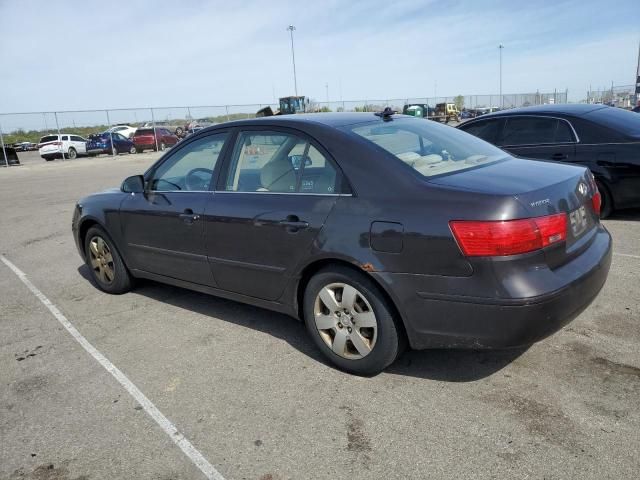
[72,112,611,375]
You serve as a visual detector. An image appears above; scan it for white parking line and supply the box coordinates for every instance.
[0,255,225,480]
[613,252,640,260]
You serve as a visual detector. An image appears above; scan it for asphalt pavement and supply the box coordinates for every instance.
[1,151,638,479]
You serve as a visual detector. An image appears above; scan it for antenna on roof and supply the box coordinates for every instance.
[374,107,396,121]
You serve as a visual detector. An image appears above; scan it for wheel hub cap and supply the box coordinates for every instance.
[313,282,378,360]
[88,236,115,284]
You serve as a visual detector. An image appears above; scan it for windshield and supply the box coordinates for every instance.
[348,117,508,178]
[584,106,640,138]
[40,135,58,143]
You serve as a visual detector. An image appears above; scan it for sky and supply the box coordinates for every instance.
[0,0,638,115]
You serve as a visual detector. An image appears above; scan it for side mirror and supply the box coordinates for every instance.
[121,175,145,193]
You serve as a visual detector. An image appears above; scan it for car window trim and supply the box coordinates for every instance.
[214,125,352,195]
[143,129,234,193]
[496,115,580,147]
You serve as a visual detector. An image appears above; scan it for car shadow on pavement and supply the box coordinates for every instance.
[78,265,527,382]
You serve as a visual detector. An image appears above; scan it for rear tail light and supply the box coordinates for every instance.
[450,213,567,257]
[592,190,602,216]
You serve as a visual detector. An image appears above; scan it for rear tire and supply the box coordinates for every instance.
[160,142,166,151]
[67,148,77,159]
[136,147,143,153]
[303,266,404,376]
[129,145,136,154]
[84,226,133,294]
[596,180,613,219]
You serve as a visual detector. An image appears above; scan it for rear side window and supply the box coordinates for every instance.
[554,121,575,143]
[222,131,339,194]
[460,119,503,143]
[61,135,69,141]
[501,117,557,145]
[70,135,85,142]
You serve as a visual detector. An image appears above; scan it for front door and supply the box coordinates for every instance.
[498,116,576,162]
[120,132,229,285]
[204,128,345,300]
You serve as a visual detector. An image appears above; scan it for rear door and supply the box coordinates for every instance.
[70,135,87,154]
[497,116,576,162]
[119,132,230,285]
[204,128,345,300]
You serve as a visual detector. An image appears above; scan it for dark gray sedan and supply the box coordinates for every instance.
[72,112,611,375]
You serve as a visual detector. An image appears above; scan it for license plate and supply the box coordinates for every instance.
[569,206,588,237]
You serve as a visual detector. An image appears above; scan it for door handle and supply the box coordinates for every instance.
[279,215,309,232]
[551,153,568,160]
[179,208,199,224]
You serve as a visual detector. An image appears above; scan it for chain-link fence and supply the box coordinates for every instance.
[585,85,636,108]
[0,90,568,167]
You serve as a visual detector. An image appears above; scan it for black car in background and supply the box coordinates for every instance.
[457,104,640,217]
[72,113,611,375]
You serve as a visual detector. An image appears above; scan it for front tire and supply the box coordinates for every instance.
[303,266,403,375]
[84,226,133,294]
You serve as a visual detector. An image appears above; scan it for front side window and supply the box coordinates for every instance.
[148,133,227,191]
[349,118,507,178]
[223,131,339,194]
[501,117,558,145]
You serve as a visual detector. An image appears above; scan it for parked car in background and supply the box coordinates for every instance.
[132,127,179,152]
[12,141,37,151]
[106,125,137,138]
[87,132,136,156]
[457,104,640,217]
[72,112,611,375]
[38,134,88,160]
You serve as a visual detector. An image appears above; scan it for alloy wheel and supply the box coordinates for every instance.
[314,282,378,359]
[88,236,115,284]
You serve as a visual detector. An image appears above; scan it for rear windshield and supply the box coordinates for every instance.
[583,107,640,138]
[40,135,58,143]
[135,128,154,135]
[347,117,508,178]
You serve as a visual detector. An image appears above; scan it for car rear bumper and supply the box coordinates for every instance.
[373,225,612,349]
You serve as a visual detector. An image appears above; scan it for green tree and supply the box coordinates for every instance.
[454,95,465,110]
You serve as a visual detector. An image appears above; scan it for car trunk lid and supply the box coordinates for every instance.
[431,158,600,263]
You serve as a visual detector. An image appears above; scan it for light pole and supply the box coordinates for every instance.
[325,82,329,106]
[499,44,504,109]
[287,25,298,97]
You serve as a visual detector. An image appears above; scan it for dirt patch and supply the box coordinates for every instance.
[21,232,62,247]
[12,375,49,397]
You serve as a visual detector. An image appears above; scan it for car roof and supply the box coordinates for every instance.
[480,103,608,118]
[220,112,393,129]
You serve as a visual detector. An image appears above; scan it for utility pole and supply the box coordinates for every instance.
[325,82,329,105]
[499,44,504,109]
[287,25,298,97]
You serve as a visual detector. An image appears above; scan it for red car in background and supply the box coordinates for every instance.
[133,127,179,153]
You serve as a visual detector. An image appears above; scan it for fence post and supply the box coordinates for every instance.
[54,112,63,160]
[0,121,8,168]
[225,106,230,122]
[150,108,159,152]
[106,110,115,157]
